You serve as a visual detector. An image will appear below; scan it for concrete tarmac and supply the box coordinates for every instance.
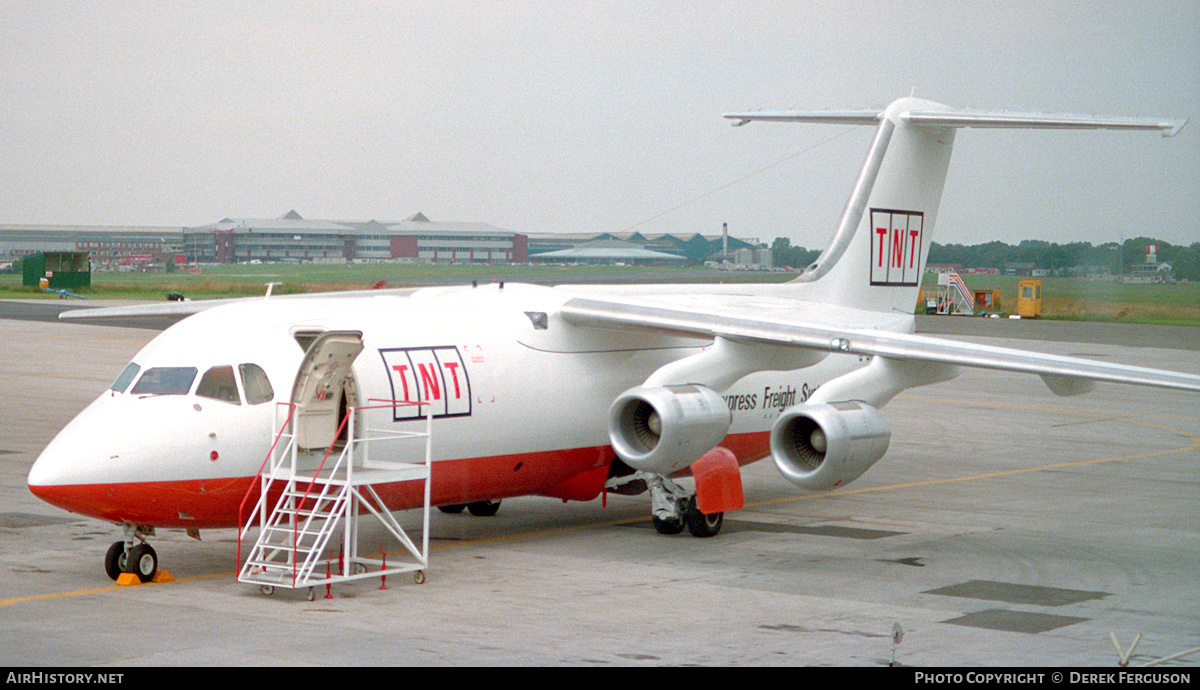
[0,303,1197,667]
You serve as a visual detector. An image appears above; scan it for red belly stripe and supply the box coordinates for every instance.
[29,432,771,528]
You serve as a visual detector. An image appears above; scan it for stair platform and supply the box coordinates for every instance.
[272,460,430,487]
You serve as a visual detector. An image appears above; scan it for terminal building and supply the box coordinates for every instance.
[184,211,527,264]
[1,213,767,268]
[1,211,527,266]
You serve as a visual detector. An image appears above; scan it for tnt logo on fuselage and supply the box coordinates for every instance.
[869,208,924,287]
[379,346,471,421]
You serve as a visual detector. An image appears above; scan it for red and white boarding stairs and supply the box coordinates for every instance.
[930,270,975,315]
[237,401,432,598]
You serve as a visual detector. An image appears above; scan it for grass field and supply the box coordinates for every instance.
[0,263,794,300]
[922,274,1200,327]
[2,264,1197,327]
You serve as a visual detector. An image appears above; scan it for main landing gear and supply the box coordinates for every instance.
[618,472,723,538]
[437,499,502,517]
[103,524,160,583]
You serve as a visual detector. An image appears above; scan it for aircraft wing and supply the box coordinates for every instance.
[559,296,1200,394]
[59,296,250,323]
[57,288,424,327]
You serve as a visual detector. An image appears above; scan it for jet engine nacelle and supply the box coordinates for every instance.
[608,385,732,476]
[770,401,891,491]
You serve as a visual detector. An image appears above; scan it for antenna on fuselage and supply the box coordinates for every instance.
[264,282,281,298]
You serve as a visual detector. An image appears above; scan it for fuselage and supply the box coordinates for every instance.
[28,282,882,529]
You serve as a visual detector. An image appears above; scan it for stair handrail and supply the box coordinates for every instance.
[237,401,298,567]
[283,407,357,585]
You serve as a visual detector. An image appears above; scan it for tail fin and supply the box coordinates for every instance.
[726,97,1185,314]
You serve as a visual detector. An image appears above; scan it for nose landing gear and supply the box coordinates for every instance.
[103,524,169,584]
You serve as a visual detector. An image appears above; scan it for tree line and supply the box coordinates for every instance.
[772,236,1200,281]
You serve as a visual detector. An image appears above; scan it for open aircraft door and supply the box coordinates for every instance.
[290,330,364,451]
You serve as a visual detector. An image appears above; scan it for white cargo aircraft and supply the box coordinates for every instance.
[28,97,1198,582]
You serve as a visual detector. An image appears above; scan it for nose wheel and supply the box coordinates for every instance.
[103,525,162,583]
[128,544,159,582]
[103,541,128,580]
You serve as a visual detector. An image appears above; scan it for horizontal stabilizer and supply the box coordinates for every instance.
[726,110,882,127]
[724,107,1186,137]
[905,109,1187,137]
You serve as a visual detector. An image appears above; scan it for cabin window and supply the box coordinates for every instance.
[196,366,241,405]
[239,363,274,405]
[110,362,141,393]
[130,367,198,396]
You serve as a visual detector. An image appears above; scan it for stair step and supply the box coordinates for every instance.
[244,553,329,569]
[262,523,332,536]
[247,544,323,558]
[248,541,324,554]
[255,530,325,543]
[292,492,341,500]
[280,498,342,510]
[280,500,343,513]
[240,568,324,585]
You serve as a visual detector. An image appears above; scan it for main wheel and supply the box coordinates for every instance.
[437,504,467,514]
[128,543,158,582]
[104,541,128,581]
[652,516,685,535]
[684,499,723,538]
[467,499,501,517]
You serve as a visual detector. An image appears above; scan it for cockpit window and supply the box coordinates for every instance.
[130,367,198,396]
[111,362,141,393]
[239,363,274,405]
[196,365,242,405]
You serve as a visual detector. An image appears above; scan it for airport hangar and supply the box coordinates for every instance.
[1,211,762,267]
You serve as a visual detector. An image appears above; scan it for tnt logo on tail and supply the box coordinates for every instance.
[869,208,924,286]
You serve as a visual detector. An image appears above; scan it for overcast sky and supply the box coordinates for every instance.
[1,1,1197,248]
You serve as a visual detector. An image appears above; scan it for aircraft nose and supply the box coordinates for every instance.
[29,427,90,514]
[26,446,73,508]
[28,433,88,516]
[29,417,92,489]
[27,396,127,509]
[27,445,65,488]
